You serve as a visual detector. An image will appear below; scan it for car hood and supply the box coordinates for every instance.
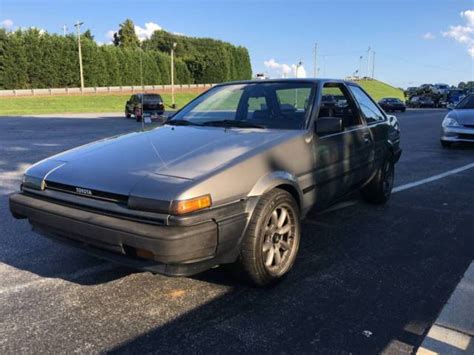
[28,126,297,196]
[449,109,474,125]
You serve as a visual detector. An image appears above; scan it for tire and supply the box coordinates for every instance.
[362,155,395,204]
[234,188,301,287]
[441,140,452,148]
[125,110,131,119]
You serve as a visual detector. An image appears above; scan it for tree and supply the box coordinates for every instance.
[83,29,94,41]
[458,82,466,89]
[113,19,139,48]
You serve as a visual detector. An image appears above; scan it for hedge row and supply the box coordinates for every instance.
[0,28,252,90]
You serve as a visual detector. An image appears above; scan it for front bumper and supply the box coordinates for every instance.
[9,192,250,276]
[441,126,474,143]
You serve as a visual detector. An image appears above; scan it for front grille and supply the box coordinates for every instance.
[45,181,128,204]
[463,124,474,128]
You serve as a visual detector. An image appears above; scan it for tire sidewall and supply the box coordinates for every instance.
[246,190,301,285]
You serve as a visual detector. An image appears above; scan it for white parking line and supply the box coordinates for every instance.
[393,162,474,193]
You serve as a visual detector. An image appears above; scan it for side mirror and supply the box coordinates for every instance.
[447,104,455,111]
[316,117,343,135]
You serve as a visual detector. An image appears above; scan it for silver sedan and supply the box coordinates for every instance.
[441,94,474,148]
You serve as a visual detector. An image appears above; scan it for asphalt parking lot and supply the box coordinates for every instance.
[1,110,473,354]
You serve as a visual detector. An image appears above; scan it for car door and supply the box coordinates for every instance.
[347,84,389,178]
[311,82,375,207]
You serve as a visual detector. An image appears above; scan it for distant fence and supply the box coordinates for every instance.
[0,84,216,97]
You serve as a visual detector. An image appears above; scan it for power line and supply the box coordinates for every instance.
[376,51,467,74]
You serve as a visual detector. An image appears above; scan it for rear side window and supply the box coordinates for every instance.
[348,86,385,123]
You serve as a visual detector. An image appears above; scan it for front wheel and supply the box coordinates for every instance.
[362,156,395,204]
[235,189,300,286]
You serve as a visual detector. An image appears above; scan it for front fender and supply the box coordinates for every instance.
[248,170,303,210]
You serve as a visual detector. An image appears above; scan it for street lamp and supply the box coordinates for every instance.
[74,21,84,93]
[170,42,177,109]
[295,61,303,78]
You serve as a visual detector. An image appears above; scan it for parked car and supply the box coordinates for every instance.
[440,94,474,148]
[321,94,337,107]
[334,95,348,107]
[417,84,434,95]
[125,93,165,122]
[378,98,406,112]
[10,79,401,286]
[405,87,418,98]
[432,83,450,95]
[407,96,435,108]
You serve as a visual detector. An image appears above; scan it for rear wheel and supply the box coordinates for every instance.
[235,189,300,286]
[362,156,394,204]
[125,109,131,118]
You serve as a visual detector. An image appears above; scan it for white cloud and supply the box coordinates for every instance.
[105,30,115,42]
[264,59,307,78]
[1,19,13,29]
[422,32,436,40]
[442,9,474,57]
[461,9,474,27]
[134,22,162,41]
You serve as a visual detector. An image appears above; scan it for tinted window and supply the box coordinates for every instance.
[348,86,385,123]
[144,94,162,103]
[456,94,474,109]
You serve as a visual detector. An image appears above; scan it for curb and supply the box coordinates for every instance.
[417,262,474,354]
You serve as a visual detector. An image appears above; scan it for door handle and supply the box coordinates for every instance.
[363,134,371,144]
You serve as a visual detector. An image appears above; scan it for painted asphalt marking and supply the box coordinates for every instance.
[392,162,474,193]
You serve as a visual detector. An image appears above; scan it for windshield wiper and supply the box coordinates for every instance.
[165,120,202,126]
[201,120,265,129]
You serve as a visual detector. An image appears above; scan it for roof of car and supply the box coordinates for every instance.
[214,78,359,86]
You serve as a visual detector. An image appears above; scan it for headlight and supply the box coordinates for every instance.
[442,117,460,128]
[22,175,45,190]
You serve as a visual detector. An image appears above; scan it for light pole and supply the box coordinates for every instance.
[366,46,371,79]
[74,21,84,93]
[170,42,177,109]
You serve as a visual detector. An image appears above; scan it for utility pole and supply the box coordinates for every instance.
[74,21,84,93]
[371,51,375,79]
[62,25,68,36]
[358,55,363,79]
[366,46,371,79]
[170,42,177,109]
[313,43,317,77]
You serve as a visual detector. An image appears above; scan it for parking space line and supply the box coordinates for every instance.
[393,163,474,193]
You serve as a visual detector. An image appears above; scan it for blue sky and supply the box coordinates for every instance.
[1,0,473,87]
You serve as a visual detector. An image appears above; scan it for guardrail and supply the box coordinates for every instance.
[0,83,216,97]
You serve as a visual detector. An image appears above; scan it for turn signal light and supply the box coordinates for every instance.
[170,194,212,215]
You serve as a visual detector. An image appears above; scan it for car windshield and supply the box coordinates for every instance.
[455,94,474,109]
[386,98,401,103]
[168,82,315,129]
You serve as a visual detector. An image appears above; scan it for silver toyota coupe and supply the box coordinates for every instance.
[10,79,401,286]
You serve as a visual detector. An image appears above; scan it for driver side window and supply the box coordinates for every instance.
[318,84,361,128]
[348,85,385,123]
